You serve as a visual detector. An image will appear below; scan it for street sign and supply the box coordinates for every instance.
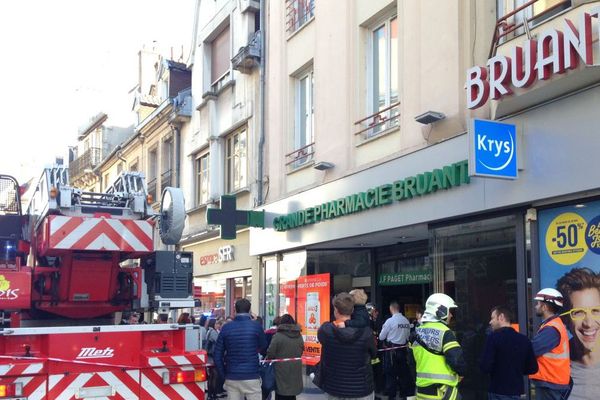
[469,119,518,179]
[206,195,265,240]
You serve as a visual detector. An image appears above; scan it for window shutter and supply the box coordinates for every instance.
[211,27,230,83]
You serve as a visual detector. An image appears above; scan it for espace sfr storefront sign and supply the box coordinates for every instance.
[466,8,600,109]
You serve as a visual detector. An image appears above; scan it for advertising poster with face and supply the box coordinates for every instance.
[539,201,600,399]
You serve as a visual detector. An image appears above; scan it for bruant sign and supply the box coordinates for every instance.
[466,8,599,109]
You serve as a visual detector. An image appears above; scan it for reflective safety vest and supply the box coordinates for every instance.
[529,316,570,385]
[412,321,460,388]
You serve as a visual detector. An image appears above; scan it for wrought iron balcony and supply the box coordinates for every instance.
[490,0,571,57]
[69,147,101,180]
[354,102,400,140]
[232,30,261,74]
[286,142,315,171]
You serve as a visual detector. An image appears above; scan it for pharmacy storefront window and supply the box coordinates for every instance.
[264,257,278,328]
[279,251,308,318]
[309,249,371,297]
[376,241,432,322]
[262,251,309,326]
[431,214,518,399]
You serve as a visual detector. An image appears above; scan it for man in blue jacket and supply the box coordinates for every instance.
[480,306,538,399]
[215,298,267,400]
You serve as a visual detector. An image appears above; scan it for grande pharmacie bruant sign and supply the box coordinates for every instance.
[466,8,600,109]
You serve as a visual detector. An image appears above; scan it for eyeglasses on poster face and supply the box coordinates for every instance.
[561,306,600,321]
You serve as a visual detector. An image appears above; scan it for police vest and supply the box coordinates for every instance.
[412,321,460,387]
[529,316,570,385]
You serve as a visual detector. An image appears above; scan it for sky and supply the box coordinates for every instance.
[0,1,195,184]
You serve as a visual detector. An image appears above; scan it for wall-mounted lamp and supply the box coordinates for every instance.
[415,111,446,125]
[314,161,334,171]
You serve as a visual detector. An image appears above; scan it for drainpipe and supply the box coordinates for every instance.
[175,124,181,188]
[257,0,266,206]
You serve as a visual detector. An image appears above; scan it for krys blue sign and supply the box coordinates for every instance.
[468,119,517,179]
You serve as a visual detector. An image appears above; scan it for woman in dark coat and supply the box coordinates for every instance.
[266,314,304,400]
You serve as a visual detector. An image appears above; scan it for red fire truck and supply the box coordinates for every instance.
[0,168,206,399]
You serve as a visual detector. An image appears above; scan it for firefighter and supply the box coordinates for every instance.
[411,293,466,400]
[529,288,571,400]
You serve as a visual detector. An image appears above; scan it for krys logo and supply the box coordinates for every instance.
[471,119,517,179]
[0,275,20,300]
[476,127,515,171]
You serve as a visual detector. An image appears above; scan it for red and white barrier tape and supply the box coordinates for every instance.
[0,354,195,370]
[378,344,409,352]
[0,343,409,369]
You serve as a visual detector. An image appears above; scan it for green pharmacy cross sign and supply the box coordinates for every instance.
[206,195,265,240]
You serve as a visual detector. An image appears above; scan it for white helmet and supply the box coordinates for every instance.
[534,288,563,308]
[424,293,458,321]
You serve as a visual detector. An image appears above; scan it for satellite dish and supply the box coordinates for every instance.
[159,187,185,245]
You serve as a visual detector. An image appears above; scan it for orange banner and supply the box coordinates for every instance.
[296,273,330,365]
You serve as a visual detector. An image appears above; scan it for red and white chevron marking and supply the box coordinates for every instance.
[140,355,206,399]
[48,370,141,400]
[48,215,153,252]
[0,362,47,400]
[146,353,206,368]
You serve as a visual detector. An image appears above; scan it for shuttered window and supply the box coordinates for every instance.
[211,26,230,84]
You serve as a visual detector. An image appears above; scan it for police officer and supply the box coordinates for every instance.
[530,288,571,400]
[411,293,466,400]
[379,301,412,400]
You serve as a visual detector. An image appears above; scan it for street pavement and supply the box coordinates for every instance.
[298,375,326,399]
[298,387,326,400]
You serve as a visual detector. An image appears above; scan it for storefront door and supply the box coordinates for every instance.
[431,214,521,400]
[376,241,431,324]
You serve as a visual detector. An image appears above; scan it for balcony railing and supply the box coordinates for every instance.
[161,169,173,190]
[147,178,157,203]
[286,0,315,34]
[69,147,101,180]
[489,0,571,58]
[232,30,261,74]
[285,142,315,171]
[354,102,400,140]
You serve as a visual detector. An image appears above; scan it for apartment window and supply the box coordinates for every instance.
[148,148,158,201]
[286,0,315,34]
[211,26,231,85]
[497,0,571,29]
[195,153,210,206]
[291,69,314,168]
[371,16,398,116]
[366,15,399,137]
[226,130,247,193]
[148,148,158,181]
[162,140,173,172]
[130,161,138,172]
[161,139,173,189]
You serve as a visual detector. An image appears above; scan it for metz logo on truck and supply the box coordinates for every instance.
[76,347,115,359]
[0,275,20,300]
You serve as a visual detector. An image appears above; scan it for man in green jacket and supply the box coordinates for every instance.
[411,293,466,400]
